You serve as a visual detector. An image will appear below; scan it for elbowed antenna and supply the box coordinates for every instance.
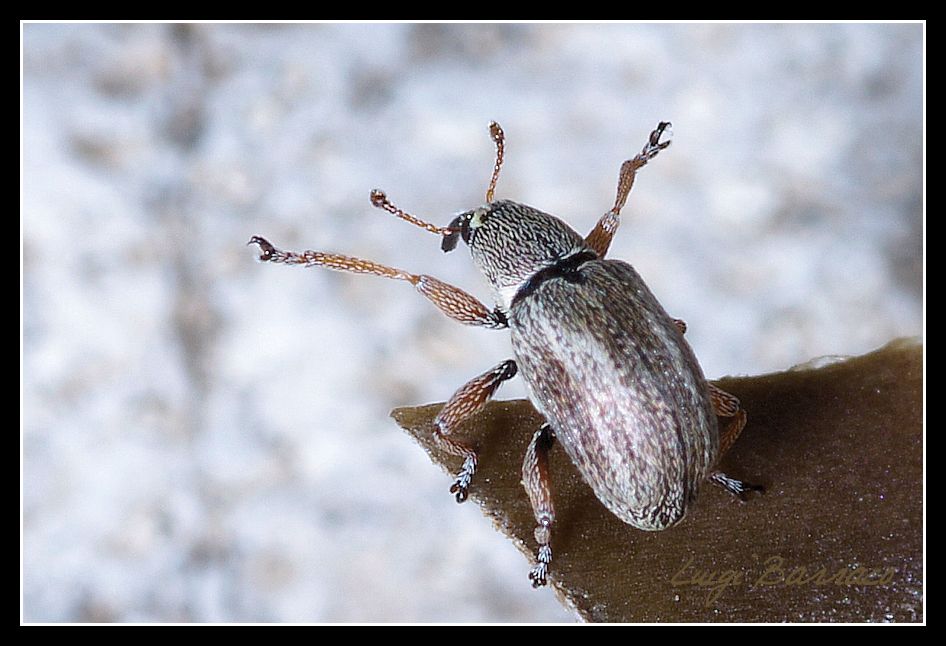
[441,120,507,254]
[369,189,458,237]
[485,121,505,203]
[370,119,505,232]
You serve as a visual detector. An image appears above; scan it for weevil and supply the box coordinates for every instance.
[249,121,762,587]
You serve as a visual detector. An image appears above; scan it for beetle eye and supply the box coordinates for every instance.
[441,215,465,253]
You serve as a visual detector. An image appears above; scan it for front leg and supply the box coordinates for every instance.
[585,121,672,258]
[248,236,508,329]
[433,360,518,502]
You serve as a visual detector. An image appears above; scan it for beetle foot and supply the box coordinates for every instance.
[709,471,765,502]
[449,455,476,503]
[641,121,672,160]
[529,545,552,588]
[247,236,277,262]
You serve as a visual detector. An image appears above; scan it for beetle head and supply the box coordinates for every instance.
[445,200,593,311]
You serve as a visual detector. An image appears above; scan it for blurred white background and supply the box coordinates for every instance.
[22,22,923,622]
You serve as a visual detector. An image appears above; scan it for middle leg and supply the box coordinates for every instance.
[433,359,518,502]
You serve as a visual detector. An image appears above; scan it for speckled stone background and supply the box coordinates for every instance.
[22,23,923,622]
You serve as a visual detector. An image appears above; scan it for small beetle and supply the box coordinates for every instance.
[249,122,761,587]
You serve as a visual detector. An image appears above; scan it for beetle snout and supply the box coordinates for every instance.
[441,213,473,253]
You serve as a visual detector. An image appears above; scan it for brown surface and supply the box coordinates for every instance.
[391,339,923,623]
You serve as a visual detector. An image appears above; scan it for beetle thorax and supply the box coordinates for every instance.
[463,200,594,312]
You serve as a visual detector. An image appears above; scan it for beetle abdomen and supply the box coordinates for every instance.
[510,259,719,531]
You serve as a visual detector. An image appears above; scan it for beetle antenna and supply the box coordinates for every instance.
[485,121,505,203]
[370,189,458,237]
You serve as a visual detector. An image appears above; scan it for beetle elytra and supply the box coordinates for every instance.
[249,122,762,587]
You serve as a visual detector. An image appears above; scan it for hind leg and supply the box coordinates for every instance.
[708,384,764,500]
[522,423,556,587]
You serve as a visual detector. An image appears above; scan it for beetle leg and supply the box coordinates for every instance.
[708,471,764,500]
[523,423,556,587]
[248,236,508,329]
[681,322,761,497]
[709,384,764,500]
[433,360,518,502]
[709,384,750,458]
[710,383,742,424]
[680,322,757,484]
[585,121,672,258]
